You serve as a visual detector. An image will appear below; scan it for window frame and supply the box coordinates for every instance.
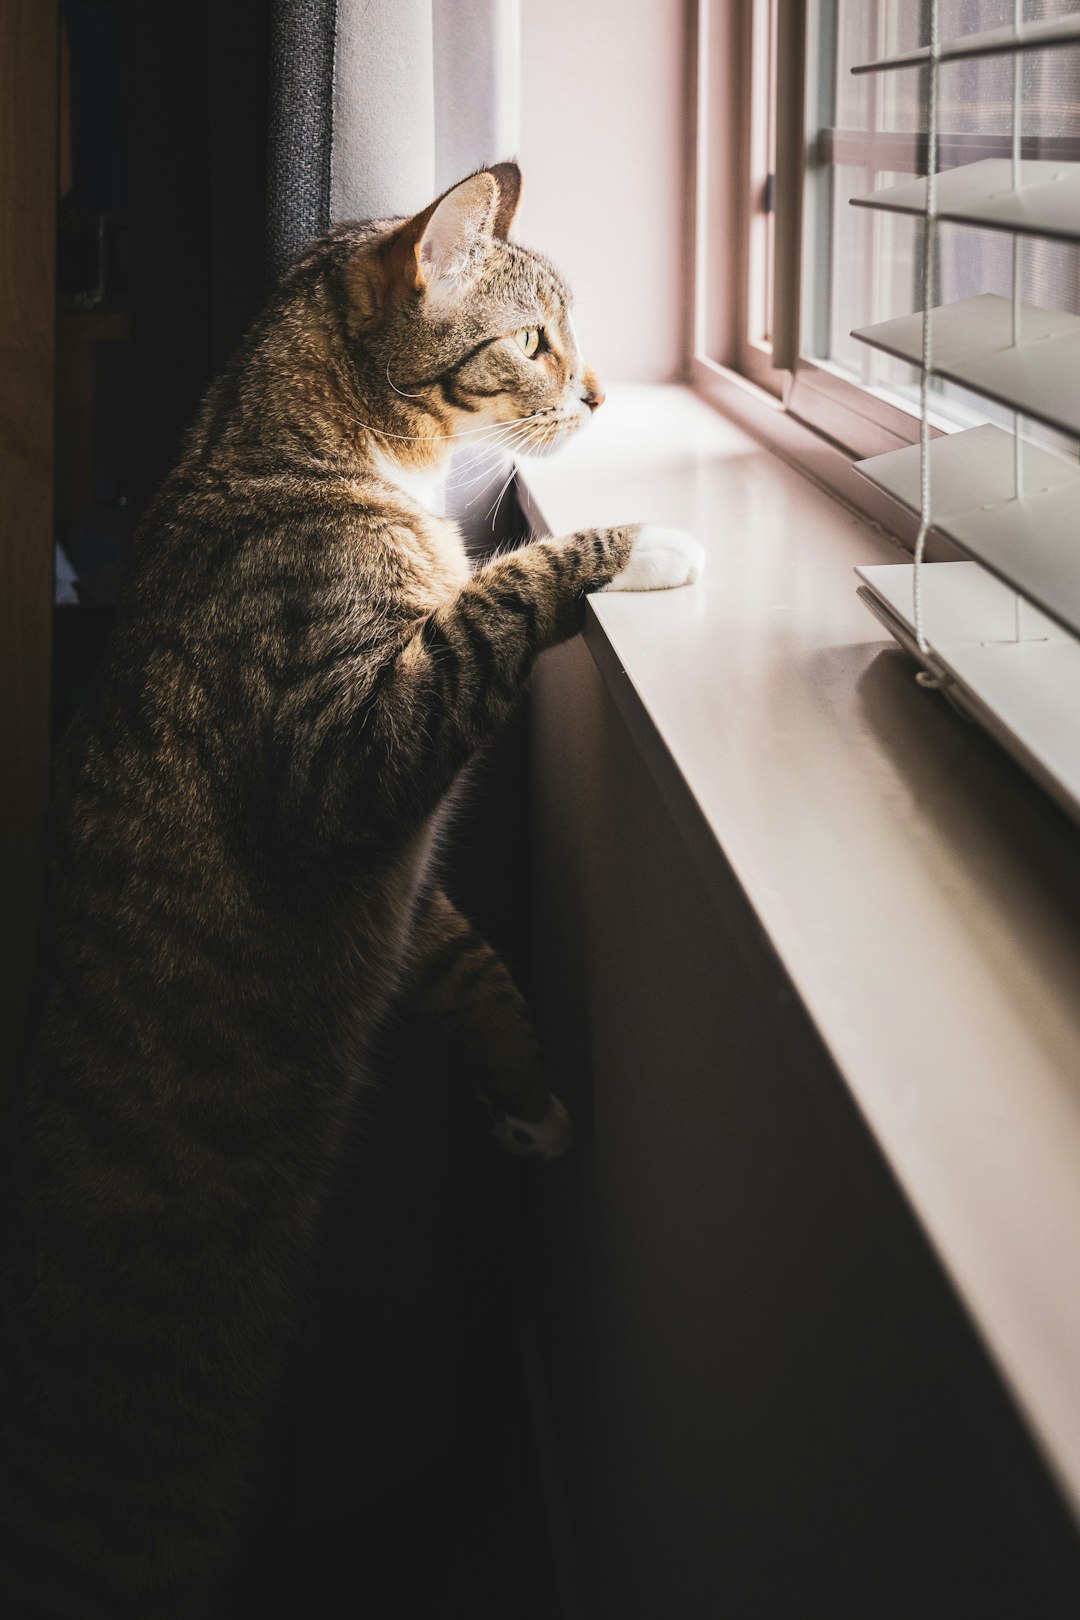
[692,0,939,485]
[695,0,1080,465]
[741,0,783,394]
[691,0,925,553]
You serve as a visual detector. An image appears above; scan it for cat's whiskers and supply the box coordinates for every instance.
[384,361,428,402]
[445,416,546,495]
[466,421,550,489]
[445,413,554,453]
[486,461,520,531]
[446,458,502,495]
[485,469,518,531]
[447,426,536,498]
[520,419,562,463]
[446,439,518,494]
[440,424,537,524]
[350,407,550,449]
[449,459,513,501]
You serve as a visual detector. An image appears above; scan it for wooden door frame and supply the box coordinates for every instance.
[1,0,57,1073]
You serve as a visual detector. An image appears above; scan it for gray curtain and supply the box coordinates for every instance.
[268,0,521,265]
[266,0,523,546]
[267,0,339,284]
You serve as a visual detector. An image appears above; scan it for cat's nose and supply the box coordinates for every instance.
[580,369,605,412]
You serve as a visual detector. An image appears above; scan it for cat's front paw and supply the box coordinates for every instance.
[601,526,705,593]
[487,1094,574,1161]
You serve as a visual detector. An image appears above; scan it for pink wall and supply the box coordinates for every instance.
[516,0,693,386]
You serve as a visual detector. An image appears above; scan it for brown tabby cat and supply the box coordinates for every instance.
[0,163,704,1616]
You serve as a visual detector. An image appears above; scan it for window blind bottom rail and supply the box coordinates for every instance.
[852,293,1080,441]
[854,424,1080,641]
[856,562,1080,828]
[851,158,1080,244]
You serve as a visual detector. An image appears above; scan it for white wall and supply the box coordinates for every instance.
[516,0,692,385]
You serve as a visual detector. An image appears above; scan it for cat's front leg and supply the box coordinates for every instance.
[351,522,703,837]
[408,887,572,1159]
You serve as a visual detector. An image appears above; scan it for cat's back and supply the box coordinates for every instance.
[32,455,468,1089]
[59,453,463,833]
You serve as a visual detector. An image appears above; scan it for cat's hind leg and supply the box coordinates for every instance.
[407,887,571,1160]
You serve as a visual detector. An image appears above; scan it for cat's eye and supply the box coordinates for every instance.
[515,327,541,359]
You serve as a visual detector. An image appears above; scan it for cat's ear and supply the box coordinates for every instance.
[376,166,521,309]
[415,171,499,290]
[488,162,522,238]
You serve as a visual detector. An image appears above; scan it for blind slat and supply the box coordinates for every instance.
[856,563,1080,824]
[851,292,1080,440]
[855,424,1080,640]
[851,14,1080,76]
[852,157,1080,244]
[850,7,1080,835]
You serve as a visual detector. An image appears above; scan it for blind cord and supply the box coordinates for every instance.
[1012,0,1025,641]
[912,0,940,658]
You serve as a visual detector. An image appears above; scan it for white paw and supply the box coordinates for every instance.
[602,527,705,593]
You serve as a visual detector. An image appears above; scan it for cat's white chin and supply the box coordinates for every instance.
[601,527,706,592]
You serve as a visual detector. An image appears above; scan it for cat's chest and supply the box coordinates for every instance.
[369,448,447,517]
[359,454,472,602]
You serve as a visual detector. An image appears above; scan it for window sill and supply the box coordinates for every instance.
[518,382,1080,1525]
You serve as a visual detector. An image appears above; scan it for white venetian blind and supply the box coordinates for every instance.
[849,1,1080,825]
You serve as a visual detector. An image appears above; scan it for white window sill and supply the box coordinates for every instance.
[518,382,1080,1525]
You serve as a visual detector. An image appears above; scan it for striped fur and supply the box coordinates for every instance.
[0,165,643,1615]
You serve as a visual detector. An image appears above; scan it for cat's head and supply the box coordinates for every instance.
[336,164,604,466]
